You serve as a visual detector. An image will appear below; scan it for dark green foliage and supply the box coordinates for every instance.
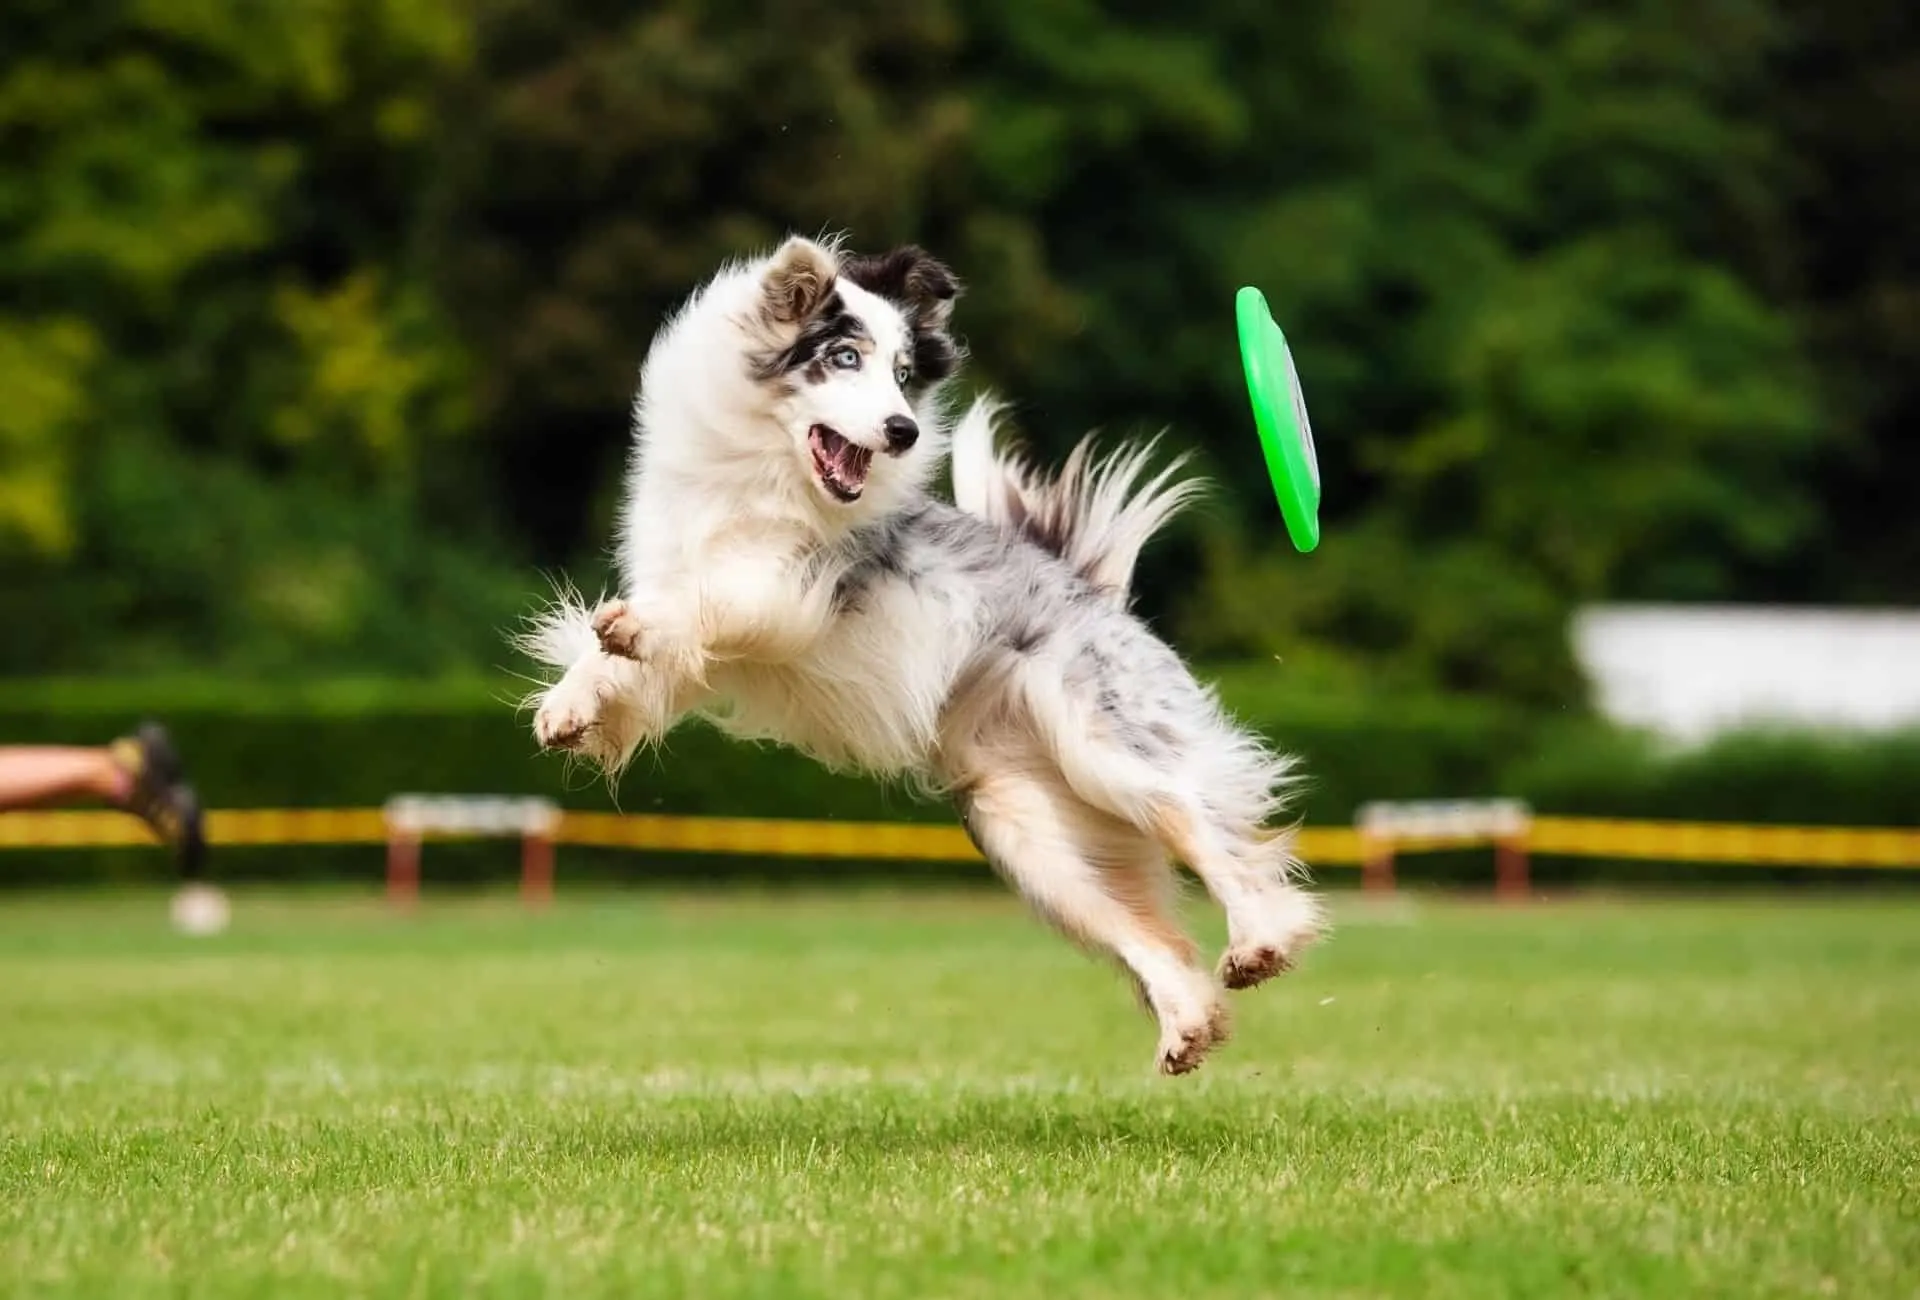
[0,1,1910,703]
[1498,722,1920,888]
[0,0,513,674]
[1757,0,1920,603]
[1509,723,1920,828]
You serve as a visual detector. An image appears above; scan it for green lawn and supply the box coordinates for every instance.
[1,888,1914,1298]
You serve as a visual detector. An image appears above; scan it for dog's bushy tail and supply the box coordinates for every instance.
[950,397,1204,606]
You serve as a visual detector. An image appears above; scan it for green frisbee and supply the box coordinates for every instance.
[1236,285,1320,552]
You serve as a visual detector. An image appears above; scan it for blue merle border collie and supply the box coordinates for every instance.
[520,234,1323,1075]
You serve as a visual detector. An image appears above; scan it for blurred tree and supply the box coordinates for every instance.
[1155,0,1822,702]
[425,0,1085,571]
[0,0,1902,705]
[0,318,94,556]
[1760,0,1920,602]
[0,0,522,673]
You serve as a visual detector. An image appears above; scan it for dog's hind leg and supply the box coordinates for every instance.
[1148,807,1324,992]
[1010,663,1324,992]
[956,760,1227,1076]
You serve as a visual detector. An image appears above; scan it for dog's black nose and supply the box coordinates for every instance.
[883,415,919,454]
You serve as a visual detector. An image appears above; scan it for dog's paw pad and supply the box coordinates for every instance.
[1156,1002,1228,1077]
[589,599,629,635]
[591,600,647,660]
[534,703,594,751]
[1219,944,1293,991]
[1156,1024,1217,1077]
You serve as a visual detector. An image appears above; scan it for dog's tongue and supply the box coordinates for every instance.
[834,439,872,484]
[810,426,873,499]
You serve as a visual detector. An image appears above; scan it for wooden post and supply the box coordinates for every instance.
[520,830,554,910]
[1361,833,1396,895]
[1494,832,1529,902]
[387,831,420,910]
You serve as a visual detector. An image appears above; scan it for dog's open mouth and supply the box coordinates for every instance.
[808,425,873,503]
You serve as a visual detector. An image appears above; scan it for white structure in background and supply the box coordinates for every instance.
[1572,604,1920,744]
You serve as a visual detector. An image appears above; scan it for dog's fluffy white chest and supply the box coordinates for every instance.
[699,565,976,777]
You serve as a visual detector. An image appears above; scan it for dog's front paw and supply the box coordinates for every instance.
[534,688,599,751]
[592,599,649,661]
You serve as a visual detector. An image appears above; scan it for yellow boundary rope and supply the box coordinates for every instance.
[1,809,1916,869]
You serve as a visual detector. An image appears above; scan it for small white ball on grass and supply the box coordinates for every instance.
[170,883,231,936]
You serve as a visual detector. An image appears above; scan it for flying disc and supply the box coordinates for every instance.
[1236,285,1320,552]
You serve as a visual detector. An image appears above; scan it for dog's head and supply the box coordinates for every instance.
[746,236,963,517]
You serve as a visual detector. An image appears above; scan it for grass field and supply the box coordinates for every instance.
[1,887,1915,1298]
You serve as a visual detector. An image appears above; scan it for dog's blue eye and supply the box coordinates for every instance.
[830,346,860,370]
[895,364,912,386]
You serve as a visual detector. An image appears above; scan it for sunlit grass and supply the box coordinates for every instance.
[1,889,1914,1297]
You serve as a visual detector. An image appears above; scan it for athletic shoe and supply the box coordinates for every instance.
[108,722,207,882]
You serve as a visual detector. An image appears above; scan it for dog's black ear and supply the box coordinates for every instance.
[842,246,962,331]
[843,245,964,385]
[761,236,838,324]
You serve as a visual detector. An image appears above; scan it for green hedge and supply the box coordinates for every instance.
[1494,723,1920,889]
[0,668,1531,820]
[1507,723,1920,827]
[1,671,1914,888]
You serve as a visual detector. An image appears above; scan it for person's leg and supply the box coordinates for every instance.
[0,725,206,881]
[1,725,220,932]
[0,746,130,808]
